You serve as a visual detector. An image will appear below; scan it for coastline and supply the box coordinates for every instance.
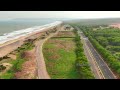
[0,21,62,44]
[0,21,63,58]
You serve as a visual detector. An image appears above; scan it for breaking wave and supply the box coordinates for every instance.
[0,21,62,44]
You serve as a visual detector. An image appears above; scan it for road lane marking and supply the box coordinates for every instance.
[82,40,96,78]
[79,32,105,79]
[87,39,117,79]
[81,35,104,79]
[75,26,116,79]
[84,40,105,79]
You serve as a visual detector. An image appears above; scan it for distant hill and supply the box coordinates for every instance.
[65,18,120,25]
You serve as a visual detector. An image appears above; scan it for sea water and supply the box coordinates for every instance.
[0,20,62,44]
[0,20,54,35]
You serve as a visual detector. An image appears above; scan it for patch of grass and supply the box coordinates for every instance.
[43,43,55,49]
[12,58,25,72]
[0,69,14,79]
[0,55,26,79]
[54,31,76,38]
[43,37,79,79]
[17,42,34,52]
[0,58,12,64]
[51,37,74,40]
[0,40,34,79]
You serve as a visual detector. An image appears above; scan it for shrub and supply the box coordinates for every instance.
[81,26,120,75]
[74,31,94,79]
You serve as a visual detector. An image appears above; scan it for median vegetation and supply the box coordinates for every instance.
[74,30,94,79]
[43,29,94,79]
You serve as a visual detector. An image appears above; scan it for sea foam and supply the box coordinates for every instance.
[0,21,62,44]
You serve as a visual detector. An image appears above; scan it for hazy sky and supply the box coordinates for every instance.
[0,11,120,20]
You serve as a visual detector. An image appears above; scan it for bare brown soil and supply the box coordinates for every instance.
[53,31,75,37]
[49,54,60,60]
[15,49,36,79]
[7,54,16,60]
[109,24,120,29]
[43,31,79,79]
[0,63,12,76]
[47,39,75,52]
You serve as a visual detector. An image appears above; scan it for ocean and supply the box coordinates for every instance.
[0,18,72,36]
[0,19,56,35]
[0,19,62,44]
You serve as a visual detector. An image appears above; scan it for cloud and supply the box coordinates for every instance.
[0,11,120,19]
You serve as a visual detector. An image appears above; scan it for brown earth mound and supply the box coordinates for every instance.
[21,50,35,60]
[8,54,16,60]
[15,49,36,79]
[53,31,75,37]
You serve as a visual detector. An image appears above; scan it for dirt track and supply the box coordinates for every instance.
[35,31,59,79]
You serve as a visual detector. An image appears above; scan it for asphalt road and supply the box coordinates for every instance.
[82,36,104,79]
[75,26,116,79]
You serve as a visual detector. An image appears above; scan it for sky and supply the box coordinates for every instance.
[0,11,120,20]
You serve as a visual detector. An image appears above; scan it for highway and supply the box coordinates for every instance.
[75,26,116,79]
[82,35,104,79]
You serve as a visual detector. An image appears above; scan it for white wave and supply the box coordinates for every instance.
[0,21,62,44]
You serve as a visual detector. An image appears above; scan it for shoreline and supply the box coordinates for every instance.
[0,21,62,44]
[0,21,63,58]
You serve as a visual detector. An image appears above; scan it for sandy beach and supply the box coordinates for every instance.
[0,21,62,58]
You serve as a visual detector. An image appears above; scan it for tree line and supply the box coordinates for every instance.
[74,30,94,79]
[79,25,120,75]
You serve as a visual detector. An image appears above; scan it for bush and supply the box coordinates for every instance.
[0,39,34,79]
[82,26,120,75]
[0,65,6,72]
[74,32,94,79]
[0,71,14,79]
[89,36,120,71]
[12,59,25,72]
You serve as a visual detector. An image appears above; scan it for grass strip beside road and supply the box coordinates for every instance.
[74,30,94,79]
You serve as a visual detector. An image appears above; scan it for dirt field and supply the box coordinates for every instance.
[0,24,63,79]
[0,42,37,79]
[43,31,79,79]
[109,23,120,29]
[53,31,75,38]
[15,49,36,79]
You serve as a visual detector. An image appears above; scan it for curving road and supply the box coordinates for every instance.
[35,31,59,79]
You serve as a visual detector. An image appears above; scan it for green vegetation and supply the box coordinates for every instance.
[43,30,94,79]
[0,69,14,79]
[0,65,6,72]
[43,37,79,79]
[74,30,94,79]
[78,25,120,76]
[66,18,120,25]
[0,40,35,79]
[17,40,35,52]
[0,55,25,79]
